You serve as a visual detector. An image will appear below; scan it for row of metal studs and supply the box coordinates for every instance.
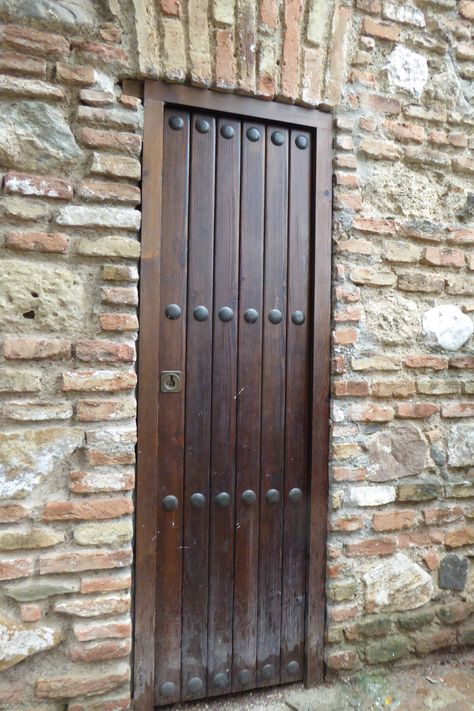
[162,487,302,512]
[165,303,305,325]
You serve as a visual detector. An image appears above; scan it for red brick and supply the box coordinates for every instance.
[423,246,465,268]
[405,355,448,370]
[398,222,443,243]
[78,180,141,205]
[372,510,416,531]
[3,24,69,56]
[335,285,361,303]
[445,526,474,548]
[76,340,135,363]
[0,51,46,77]
[441,403,474,418]
[334,305,362,321]
[450,356,474,369]
[332,514,365,532]
[68,638,131,662]
[332,328,358,345]
[78,127,142,155]
[76,398,136,422]
[70,469,135,494]
[35,669,130,699]
[384,120,424,143]
[351,404,394,422]
[20,603,41,622]
[5,230,68,254]
[62,370,136,392]
[0,557,33,581]
[453,156,474,175]
[423,507,463,525]
[356,0,381,13]
[56,62,95,85]
[345,537,397,556]
[69,697,130,711]
[39,549,132,575]
[353,217,396,234]
[333,466,366,482]
[4,337,71,360]
[362,18,400,41]
[101,286,138,306]
[4,171,73,199]
[43,498,133,521]
[414,629,456,655]
[335,135,354,151]
[326,649,359,670]
[335,173,360,188]
[71,41,128,67]
[372,381,416,398]
[423,549,439,571]
[396,403,439,419]
[398,529,444,547]
[361,93,401,114]
[360,116,378,131]
[100,314,139,332]
[0,504,29,523]
[80,574,131,594]
[334,154,357,169]
[333,381,369,397]
[329,605,358,622]
[280,0,303,101]
[73,619,131,642]
[446,227,474,245]
[332,356,346,374]
[334,192,363,211]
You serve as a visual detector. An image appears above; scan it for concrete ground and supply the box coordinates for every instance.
[172,651,474,711]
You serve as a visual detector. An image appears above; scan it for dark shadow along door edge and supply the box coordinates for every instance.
[133,80,332,711]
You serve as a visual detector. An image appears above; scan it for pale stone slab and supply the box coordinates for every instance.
[0,0,96,26]
[422,305,473,350]
[56,206,141,230]
[0,611,61,671]
[347,486,396,507]
[3,576,80,601]
[386,45,428,97]
[448,424,474,467]
[364,552,433,612]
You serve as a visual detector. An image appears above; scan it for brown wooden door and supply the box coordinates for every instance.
[144,100,320,707]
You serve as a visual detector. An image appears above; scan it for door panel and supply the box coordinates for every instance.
[154,110,313,706]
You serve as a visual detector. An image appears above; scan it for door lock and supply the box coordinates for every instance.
[160,371,182,393]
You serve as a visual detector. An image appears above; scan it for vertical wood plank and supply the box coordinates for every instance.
[280,129,312,684]
[305,127,332,687]
[207,117,241,696]
[181,113,216,701]
[257,124,289,688]
[154,107,190,706]
[232,121,265,693]
[133,86,163,711]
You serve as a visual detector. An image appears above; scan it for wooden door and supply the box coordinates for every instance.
[134,82,332,711]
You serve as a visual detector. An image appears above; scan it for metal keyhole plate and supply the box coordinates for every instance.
[160,371,182,393]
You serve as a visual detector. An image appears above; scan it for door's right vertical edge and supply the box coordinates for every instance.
[305,126,332,686]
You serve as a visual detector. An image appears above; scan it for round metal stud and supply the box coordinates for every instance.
[271,131,284,146]
[268,309,283,324]
[292,310,305,325]
[266,489,280,505]
[165,303,181,320]
[160,681,176,697]
[216,491,231,508]
[295,135,308,150]
[195,118,210,134]
[261,663,274,679]
[220,124,235,139]
[244,308,259,324]
[190,492,206,509]
[219,306,234,322]
[246,127,260,142]
[213,672,228,689]
[169,115,184,131]
[162,495,178,512]
[186,677,203,694]
[193,305,209,322]
[289,487,302,504]
[238,668,251,685]
[241,489,256,505]
[287,660,300,676]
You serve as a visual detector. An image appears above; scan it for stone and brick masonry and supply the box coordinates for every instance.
[0,0,472,708]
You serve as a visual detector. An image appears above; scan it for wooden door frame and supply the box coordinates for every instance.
[132,79,332,710]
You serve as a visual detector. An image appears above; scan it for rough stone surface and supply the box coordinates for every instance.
[363,553,434,613]
[0,101,83,172]
[367,423,428,482]
[3,576,80,601]
[422,305,473,351]
[438,554,468,591]
[365,292,419,346]
[386,45,429,97]
[448,424,474,467]
[0,611,61,671]
[0,0,96,26]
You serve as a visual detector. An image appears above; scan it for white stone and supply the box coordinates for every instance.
[0,0,96,27]
[56,206,141,230]
[448,424,474,467]
[382,2,426,28]
[363,552,433,613]
[347,485,396,507]
[386,45,429,98]
[0,611,61,671]
[422,305,473,351]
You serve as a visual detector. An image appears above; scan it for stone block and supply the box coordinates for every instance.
[367,423,427,482]
[363,552,433,612]
[397,483,440,502]
[56,206,141,230]
[438,554,468,591]
[422,306,473,351]
[366,635,411,664]
[74,520,134,546]
[397,609,435,630]
[3,576,80,601]
[448,424,474,466]
[347,486,396,506]
[0,611,61,671]
[0,369,42,393]
[36,666,130,699]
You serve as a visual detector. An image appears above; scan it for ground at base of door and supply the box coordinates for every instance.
[171,651,474,711]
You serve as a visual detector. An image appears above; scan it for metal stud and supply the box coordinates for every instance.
[271,131,284,146]
[213,672,228,689]
[162,495,178,512]
[220,124,235,139]
[292,310,305,325]
[261,663,274,679]
[195,118,210,134]
[287,660,300,676]
[160,681,176,697]
[169,115,184,130]
[244,308,259,324]
[238,668,251,685]
[265,489,280,505]
[246,127,260,142]
[268,309,283,324]
[289,487,302,504]
[165,303,181,320]
[219,306,234,322]
[193,305,209,322]
[216,491,231,508]
[241,489,256,505]
[190,492,206,509]
[295,135,308,150]
[186,676,203,694]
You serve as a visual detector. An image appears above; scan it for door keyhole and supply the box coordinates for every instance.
[160,371,182,393]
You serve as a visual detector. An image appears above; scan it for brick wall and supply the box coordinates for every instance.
[0,0,472,708]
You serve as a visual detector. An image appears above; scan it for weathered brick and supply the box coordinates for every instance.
[43,498,133,521]
[351,404,394,422]
[362,18,400,41]
[73,618,131,642]
[76,398,136,422]
[450,356,474,369]
[326,649,359,670]
[414,629,456,655]
[3,25,69,56]
[372,510,416,531]
[4,338,71,360]
[5,230,68,253]
[77,181,141,205]
[56,62,95,85]
[0,51,46,77]
[68,638,131,662]
[62,370,136,392]
[332,328,358,345]
[372,381,416,398]
[423,507,463,525]
[39,549,132,575]
[76,340,135,363]
[441,403,474,418]
[353,217,396,234]
[0,557,33,581]
[396,403,439,419]
[4,172,73,199]
[0,74,64,99]
[36,667,130,699]
[351,267,396,286]
[20,603,42,622]
[423,247,465,268]
[70,468,135,494]
[78,127,142,155]
[90,152,141,179]
[101,286,138,306]
[352,356,401,371]
[80,574,131,594]
[77,236,140,259]
[384,242,421,263]
[333,381,370,397]
[53,592,130,617]
[0,504,29,523]
[0,369,41,393]
[345,537,396,556]
[361,138,401,160]
[405,355,448,370]
[100,314,139,332]
[333,466,366,482]
[397,272,444,293]
[71,41,128,67]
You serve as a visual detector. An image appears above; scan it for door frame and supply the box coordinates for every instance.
[133,79,332,710]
